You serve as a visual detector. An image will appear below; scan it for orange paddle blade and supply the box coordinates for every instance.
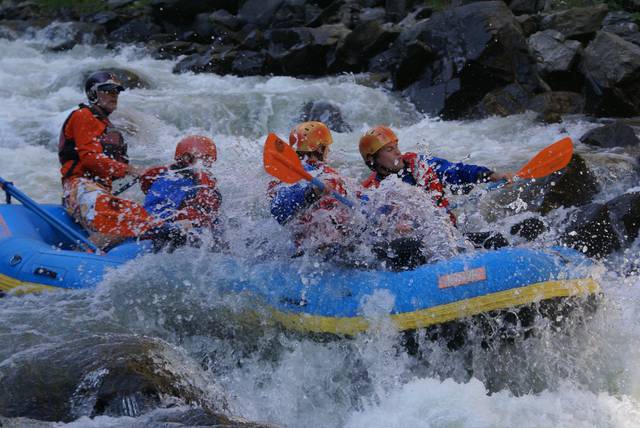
[515,137,574,179]
[263,133,312,184]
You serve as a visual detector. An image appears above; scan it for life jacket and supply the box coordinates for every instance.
[143,165,221,227]
[362,152,456,224]
[58,104,128,183]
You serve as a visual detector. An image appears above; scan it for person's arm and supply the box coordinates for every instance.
[68,110,128,180]
[427,156,493,185]
[270,181,319,225]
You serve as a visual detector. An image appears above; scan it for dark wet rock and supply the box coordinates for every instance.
[150,40,206,60]
[109,17,163,44]
[300,100,352,132]
[579,122,640,148]
[580,31,640,117]
[528,30,582,75]
[516,14,539,37]
[270,1,322,29]
[510,217,547,241]
[602,11,640,46]
[238,0,285,27]
[265,24,350,76]
[196,9,245,35]
[359,6,386,23]
[0,0,43,21]
[173,45,236,75]
[400,1,542,119]
[560,202,620,258]
[539,154,600,214]
[0,335,230,422]
[231,50,266,76]
[539,4,608,41]
[508,0,546,15]
[42,21,107,51]
[606,192,640,245]
[150,0,235,25]
[330,20,399,71]
[82,11,126,33]
[472,83,532,118]
[527,91,585,122]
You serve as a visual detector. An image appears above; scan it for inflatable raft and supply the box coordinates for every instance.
[0,202,600,335]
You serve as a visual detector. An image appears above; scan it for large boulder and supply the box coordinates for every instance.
[579,122,640,148]
[150,0,240,24]
[299,100,352,132]
[399,1,542,119]
[508,0,546,15]
[580,31,640,117]
[265,24,350,76]
[560,203,620,258]
[528,30,582,75]
[606,192,640,245]
[173,45,237,75]
[109,18,163,44]
[471,83,531,118]
[330,19,399,71]
[526,91,585,123]
[539,4,609,40]
[538,154,600,214]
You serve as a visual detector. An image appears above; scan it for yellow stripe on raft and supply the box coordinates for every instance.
[0,273,59,295]
[271,278,601,336]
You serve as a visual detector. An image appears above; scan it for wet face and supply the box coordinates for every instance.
[372,143,403,174]
[95,88,119,114]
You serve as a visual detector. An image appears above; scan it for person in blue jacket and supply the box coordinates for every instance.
[359,125,511,249]
[142,135,222,249]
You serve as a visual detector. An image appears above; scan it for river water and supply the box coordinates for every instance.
[1,28,640,427]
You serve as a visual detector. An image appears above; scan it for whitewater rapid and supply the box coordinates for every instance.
[1,28,640,428]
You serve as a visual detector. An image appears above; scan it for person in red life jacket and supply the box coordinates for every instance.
[59,70,163,249]
[268,121,354,256]
[142,135,222,231]
[359,125,511,250]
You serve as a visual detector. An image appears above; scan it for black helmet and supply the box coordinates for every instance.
[85,71,124,103]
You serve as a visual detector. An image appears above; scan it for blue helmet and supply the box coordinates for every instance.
[84,71,124,103]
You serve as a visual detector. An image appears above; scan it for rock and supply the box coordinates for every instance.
[231,50,266,76]
[109,18,163,44]
[83,10,126,33]
[539,4,609,40]
[516,14,539,37]
[265,24,350,76]
[560,202,620,258]
[400,1,541,119]
[510,217,547,241]
[472,83,532,118]
[150,41,205,60]
[173,45,236,75]
[270,1,322,29]
[528,30,582,74]
[238,0,285,27]
[149,0,235,25]
[539,154,600,214]
[606,192,640,245]
[580,31,640,117]
[579,122,640,148]
[331,19,399,71]
[40,21,106,51]
[527,91,585,121]
[0,335,229,422]
[300,100,352,132]
[602,10,640,46]
[509,0,546,15]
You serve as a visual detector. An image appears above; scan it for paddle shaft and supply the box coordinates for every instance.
[113,176,139,196]
[0,177,100,253]
[271,151,355,208]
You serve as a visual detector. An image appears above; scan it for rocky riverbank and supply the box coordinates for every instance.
[1,0,640,122]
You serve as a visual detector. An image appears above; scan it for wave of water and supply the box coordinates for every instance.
[1,32,640,428]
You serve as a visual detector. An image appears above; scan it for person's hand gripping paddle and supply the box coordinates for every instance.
[263,133,354,208]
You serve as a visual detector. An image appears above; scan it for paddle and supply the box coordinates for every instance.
[113,176,139,196]
[0,177,101,253]
[486,137,574,190]
[263,133,354,208]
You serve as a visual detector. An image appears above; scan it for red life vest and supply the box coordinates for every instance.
[362,152,456,224]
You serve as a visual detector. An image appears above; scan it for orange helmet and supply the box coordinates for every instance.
[289,121,333,152]
[358,125,398,162]
[175,135,217,162]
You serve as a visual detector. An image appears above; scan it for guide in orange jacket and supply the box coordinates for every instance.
[59,71,161,248]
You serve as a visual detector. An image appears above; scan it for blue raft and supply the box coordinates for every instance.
[0,203,600,335]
